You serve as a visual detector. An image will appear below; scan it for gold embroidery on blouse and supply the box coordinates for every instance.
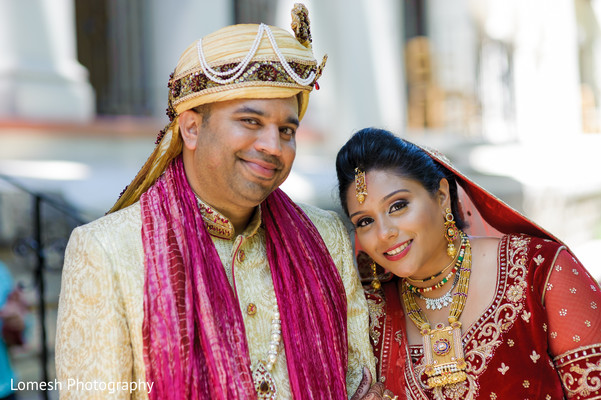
[530,351,540,363]
[394,330,403,346]
[554,344,601,399]
[497,363,509,375]
[561,360,601,397]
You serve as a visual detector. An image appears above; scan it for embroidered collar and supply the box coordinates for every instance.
[195,195,262,240]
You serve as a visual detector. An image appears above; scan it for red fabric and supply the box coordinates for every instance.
[366,282,408,398]
[543,250,601,356]
[423,146,559,242]
[368,234,601,399]
[140,156,349,399]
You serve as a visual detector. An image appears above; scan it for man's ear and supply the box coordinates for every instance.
[179,110,201,151]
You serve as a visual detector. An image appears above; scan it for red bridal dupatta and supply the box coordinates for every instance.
[140,157,348,399]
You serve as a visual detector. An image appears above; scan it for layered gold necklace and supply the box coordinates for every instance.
[401,233,472,388]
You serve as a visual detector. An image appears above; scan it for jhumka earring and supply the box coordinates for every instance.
[444,208,458,259]
[354,167,367,204]
[371,262,381,290]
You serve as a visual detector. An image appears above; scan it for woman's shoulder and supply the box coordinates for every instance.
[471,233,563,255]
[469,235,501,250]
[468,235,501,267]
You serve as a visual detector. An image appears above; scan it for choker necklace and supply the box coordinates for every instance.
[417,273,459,310]
[252,298,282,399]
[406,249,459,283]
[404,236,467,294]
[401,232,472,389]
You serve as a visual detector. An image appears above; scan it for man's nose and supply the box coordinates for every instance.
[255,125,282,156]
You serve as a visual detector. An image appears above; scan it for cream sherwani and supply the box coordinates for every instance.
[55,201,375,399]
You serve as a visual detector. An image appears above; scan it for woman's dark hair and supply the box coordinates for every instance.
[335,128,466,229]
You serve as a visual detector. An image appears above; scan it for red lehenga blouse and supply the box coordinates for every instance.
[366,233,601,400]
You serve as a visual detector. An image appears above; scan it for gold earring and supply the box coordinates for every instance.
[355,167,367,204]
[444,208,458,259]
[371,262,381,290]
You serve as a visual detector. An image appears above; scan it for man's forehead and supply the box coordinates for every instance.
[210,97,299,117]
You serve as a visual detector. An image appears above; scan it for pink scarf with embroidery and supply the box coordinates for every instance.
[140,157,348,399]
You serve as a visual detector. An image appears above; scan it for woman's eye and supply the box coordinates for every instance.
[356,217,373,228]
[389,200,407,213]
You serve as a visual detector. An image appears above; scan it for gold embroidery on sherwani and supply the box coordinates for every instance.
[367,296,385,346]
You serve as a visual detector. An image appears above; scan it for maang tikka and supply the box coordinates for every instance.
[355,168,367,204]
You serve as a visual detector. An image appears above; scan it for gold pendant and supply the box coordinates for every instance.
[252,361,277,399]
[421,321,467,388]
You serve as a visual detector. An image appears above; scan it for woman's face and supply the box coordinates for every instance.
[346,169,452,279]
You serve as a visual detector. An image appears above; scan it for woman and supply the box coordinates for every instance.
[335,128,601,399]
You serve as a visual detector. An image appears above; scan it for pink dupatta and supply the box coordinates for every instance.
[140,156,348,399]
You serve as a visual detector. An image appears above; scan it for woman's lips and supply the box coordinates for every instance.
[383,239,412,261]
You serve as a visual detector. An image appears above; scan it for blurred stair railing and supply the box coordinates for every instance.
[0,174,87,400]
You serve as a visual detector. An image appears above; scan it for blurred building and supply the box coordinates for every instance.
[0,0,600,278]
[1,0,601,395]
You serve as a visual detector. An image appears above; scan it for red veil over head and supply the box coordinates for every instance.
[421,145,557,242]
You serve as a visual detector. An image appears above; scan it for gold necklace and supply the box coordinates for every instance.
[401,233,472,388]
[405,247,459,283]
[404,235,467,293]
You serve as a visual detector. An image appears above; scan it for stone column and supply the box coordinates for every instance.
[511,0,582,141]
[0,0,94,122]
[274,0,406,151]
[146,0,233,119]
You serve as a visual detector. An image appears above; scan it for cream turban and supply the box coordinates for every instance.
[109,3,326,213]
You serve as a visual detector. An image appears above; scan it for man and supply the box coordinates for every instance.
[56,4,386,399]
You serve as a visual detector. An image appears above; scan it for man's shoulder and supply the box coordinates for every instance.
[72,202,142,240]
[295,202,350,244]
[297,202,342,227]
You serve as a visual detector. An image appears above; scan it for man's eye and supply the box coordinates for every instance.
[280,127,296,136]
